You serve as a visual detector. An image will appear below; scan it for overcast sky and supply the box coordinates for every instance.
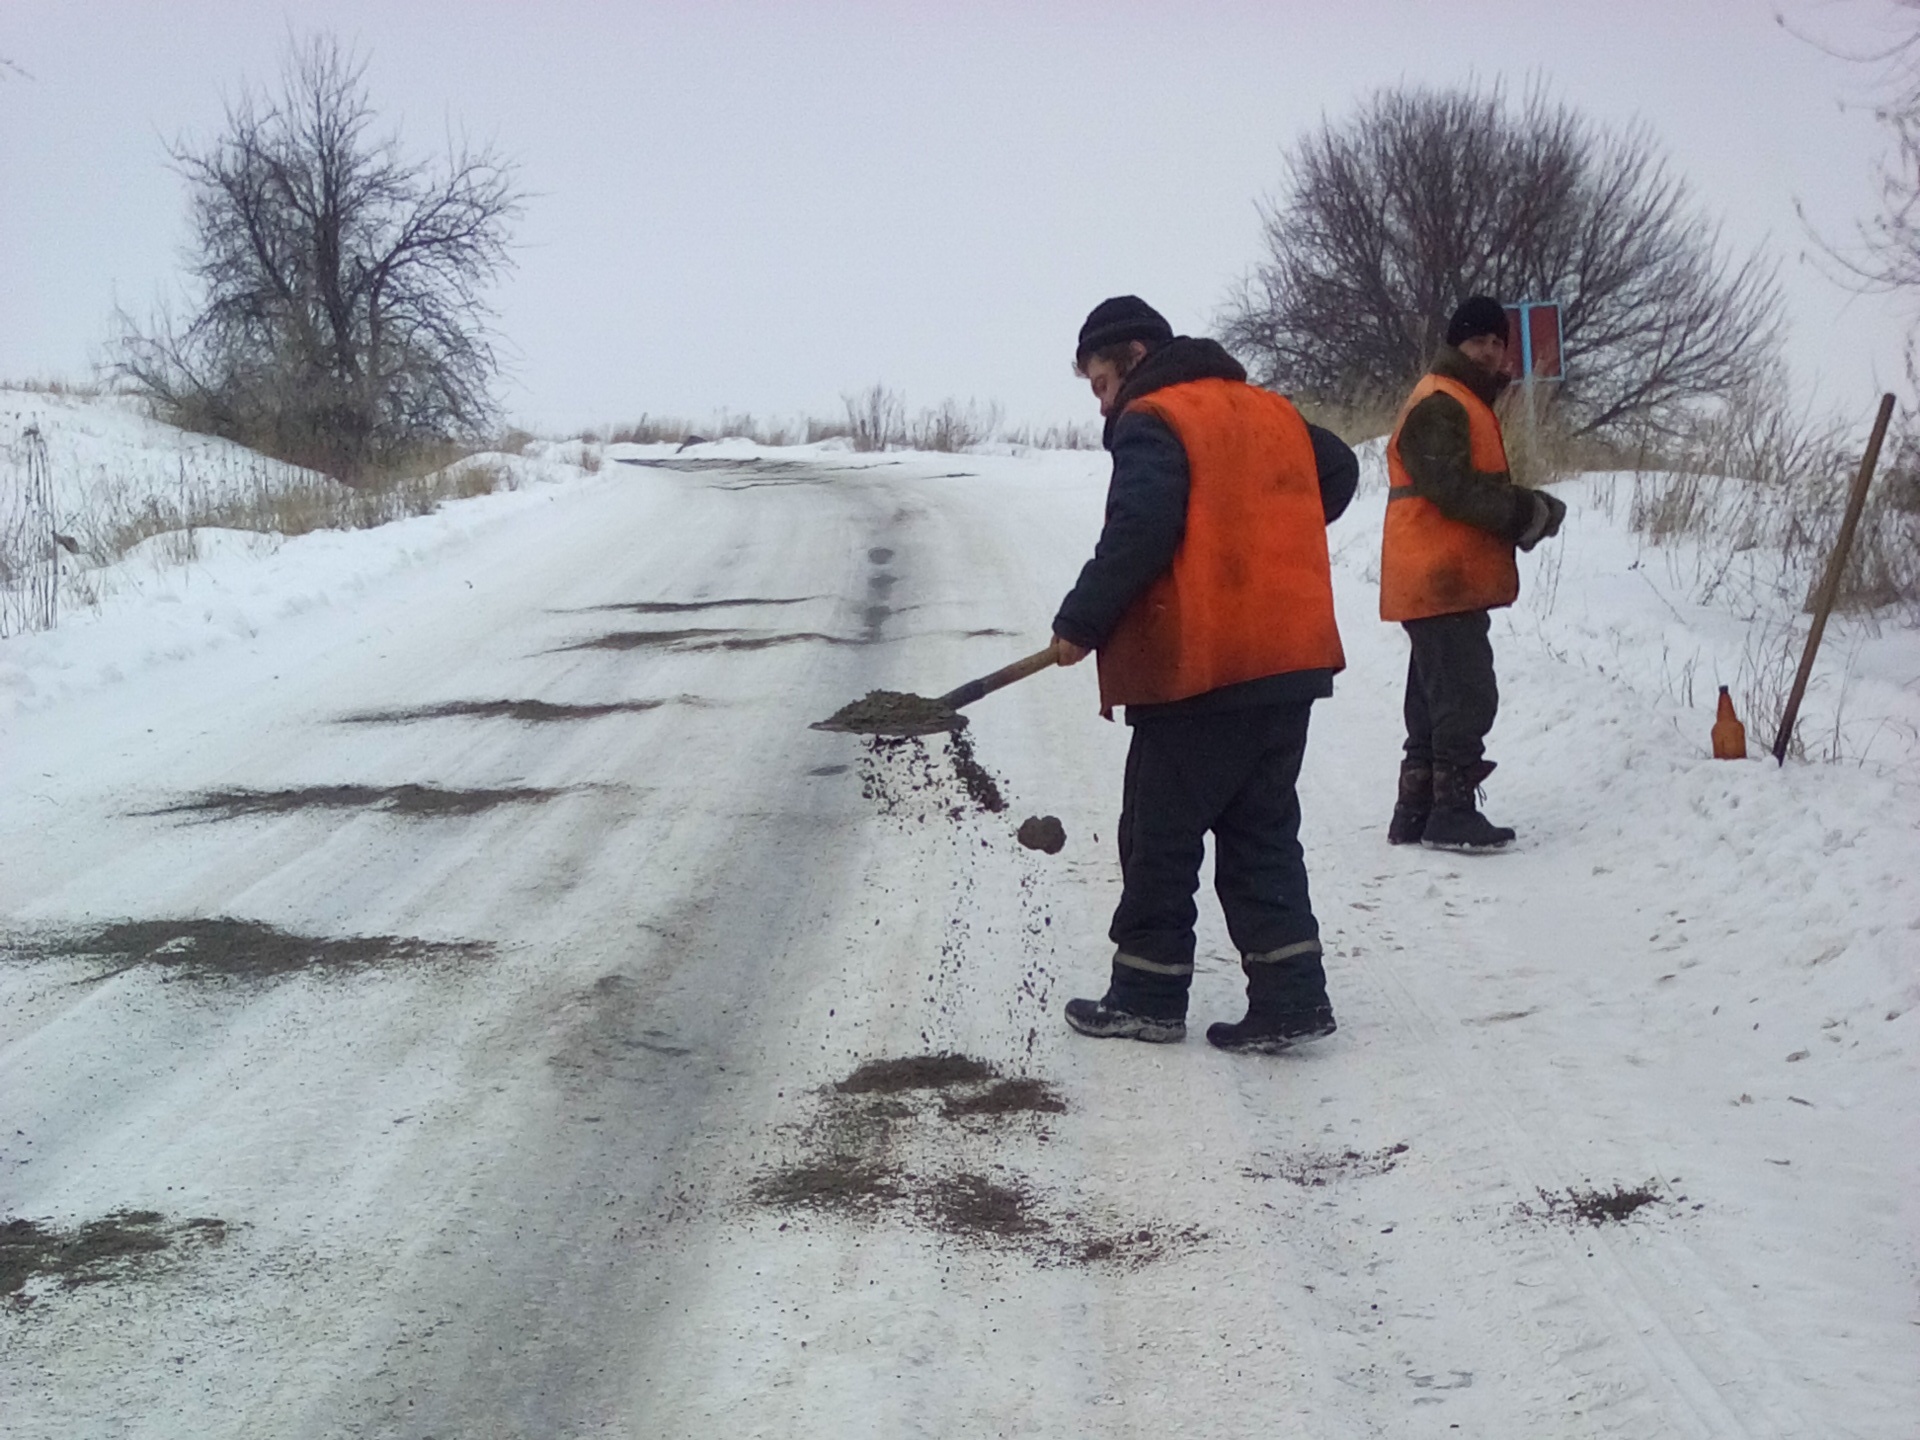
[1,1,1911,434]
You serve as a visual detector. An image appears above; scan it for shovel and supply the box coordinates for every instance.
[811,644,1061,737]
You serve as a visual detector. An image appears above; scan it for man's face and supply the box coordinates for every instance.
[1458,332,1508,376]
[1083,341,1147,417]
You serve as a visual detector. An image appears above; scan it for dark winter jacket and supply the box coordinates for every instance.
[1052,336,1360,720]
[1398,347,1563,549]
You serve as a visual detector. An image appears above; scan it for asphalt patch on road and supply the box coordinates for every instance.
[940,1077,1068,1119]
[2,1211,228,1309]
[919,1172,1045,1237]
[753,1053,1196,1268]
[582,597,816,614]
[142,784,565,821]
[561,627,746,650]
[1243,1142,1410,1186]
[752,1161,905,1215]
[563,629,860,653]
[614,457,832,477]
[1520,1183,1665,1226]
[5,917,489,983]
[837,1052,999,1093]
[340,699,670,725]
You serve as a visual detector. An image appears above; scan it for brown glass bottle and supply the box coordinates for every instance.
[1712,686,1747,760]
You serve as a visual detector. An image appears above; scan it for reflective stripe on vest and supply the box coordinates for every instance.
[1379,373,1520,622]
[1096,379,1345,710]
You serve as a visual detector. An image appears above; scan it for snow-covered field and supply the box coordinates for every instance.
[2,405,1915,1437]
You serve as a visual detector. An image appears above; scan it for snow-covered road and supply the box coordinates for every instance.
[3,446,1914,1437]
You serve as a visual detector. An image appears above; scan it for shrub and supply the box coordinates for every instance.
[844,385,906,452]
[114,35,522,482]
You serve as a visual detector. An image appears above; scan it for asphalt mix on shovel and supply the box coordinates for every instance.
[750,1052,1201,1269]
[812,689,964,738]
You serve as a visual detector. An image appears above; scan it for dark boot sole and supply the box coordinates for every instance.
[1064,1010,1186,1043]
[1205,1020,1337,1054]
[1422,836,1514,853]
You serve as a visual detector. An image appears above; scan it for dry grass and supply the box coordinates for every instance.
[588,397,1100,455]
[1293,392,1402,446]
[1495,397,1637,489]
[594,412,852,448]
[44,444,531,590]
[999,419,1102,451]
[1625,381,1919,619]
[1,377,108,399]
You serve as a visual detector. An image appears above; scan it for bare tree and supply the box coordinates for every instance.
[1220,84,1783,437]
[1785,3,1920,376]
[117,34,522,481]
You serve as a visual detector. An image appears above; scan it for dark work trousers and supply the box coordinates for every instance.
[1107,700,1320,1014]
[1401,610,1498,769]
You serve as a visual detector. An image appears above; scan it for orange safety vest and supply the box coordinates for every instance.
[1097,379,1345,710]
[1380,374,1520,622]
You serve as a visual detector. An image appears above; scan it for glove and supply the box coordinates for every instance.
[1517,491,1566,552]
[1540,491,1567,538]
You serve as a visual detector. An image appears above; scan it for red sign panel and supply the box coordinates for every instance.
[1500,301,1564,381]
[1528,304,1564,380]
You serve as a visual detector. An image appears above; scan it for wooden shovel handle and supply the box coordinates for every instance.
[938,645,1060,711]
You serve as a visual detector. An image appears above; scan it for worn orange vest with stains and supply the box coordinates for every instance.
[1380,374,1520,621]
[1096,379,1344,710]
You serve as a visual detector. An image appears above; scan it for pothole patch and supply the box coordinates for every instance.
[142,784,566,821]
[836,1052,998,1094]
[1518,1182,1665,1226]
[940,1077,1067,1119]
[583,597,816,614]
[752,1053,1199,1269]
[3,917,489,983]
[1243,1143,1409,1186]
[340,699,670,725]
[563,629,859,653]
[2,1211,229,1309]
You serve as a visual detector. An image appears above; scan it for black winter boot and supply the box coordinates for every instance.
[1206,945,1337,1054]
[1387,760,1432,845]
[1422,762,1515,851]
[1065,954,1189,1043]
[1064,992,1187,1043]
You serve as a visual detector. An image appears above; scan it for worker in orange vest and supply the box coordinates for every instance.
[1381,296,1567,851]
[1051,297,1358,1053]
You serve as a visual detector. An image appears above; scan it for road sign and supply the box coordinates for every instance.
[1501,302,1564,382]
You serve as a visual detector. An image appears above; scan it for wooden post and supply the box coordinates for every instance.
[1772,393,1897,764]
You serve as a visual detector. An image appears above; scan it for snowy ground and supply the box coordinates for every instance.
[1,417,1915,1438]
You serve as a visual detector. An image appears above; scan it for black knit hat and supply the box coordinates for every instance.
[1076,296,1173,367]
[1445,295,1509,348]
